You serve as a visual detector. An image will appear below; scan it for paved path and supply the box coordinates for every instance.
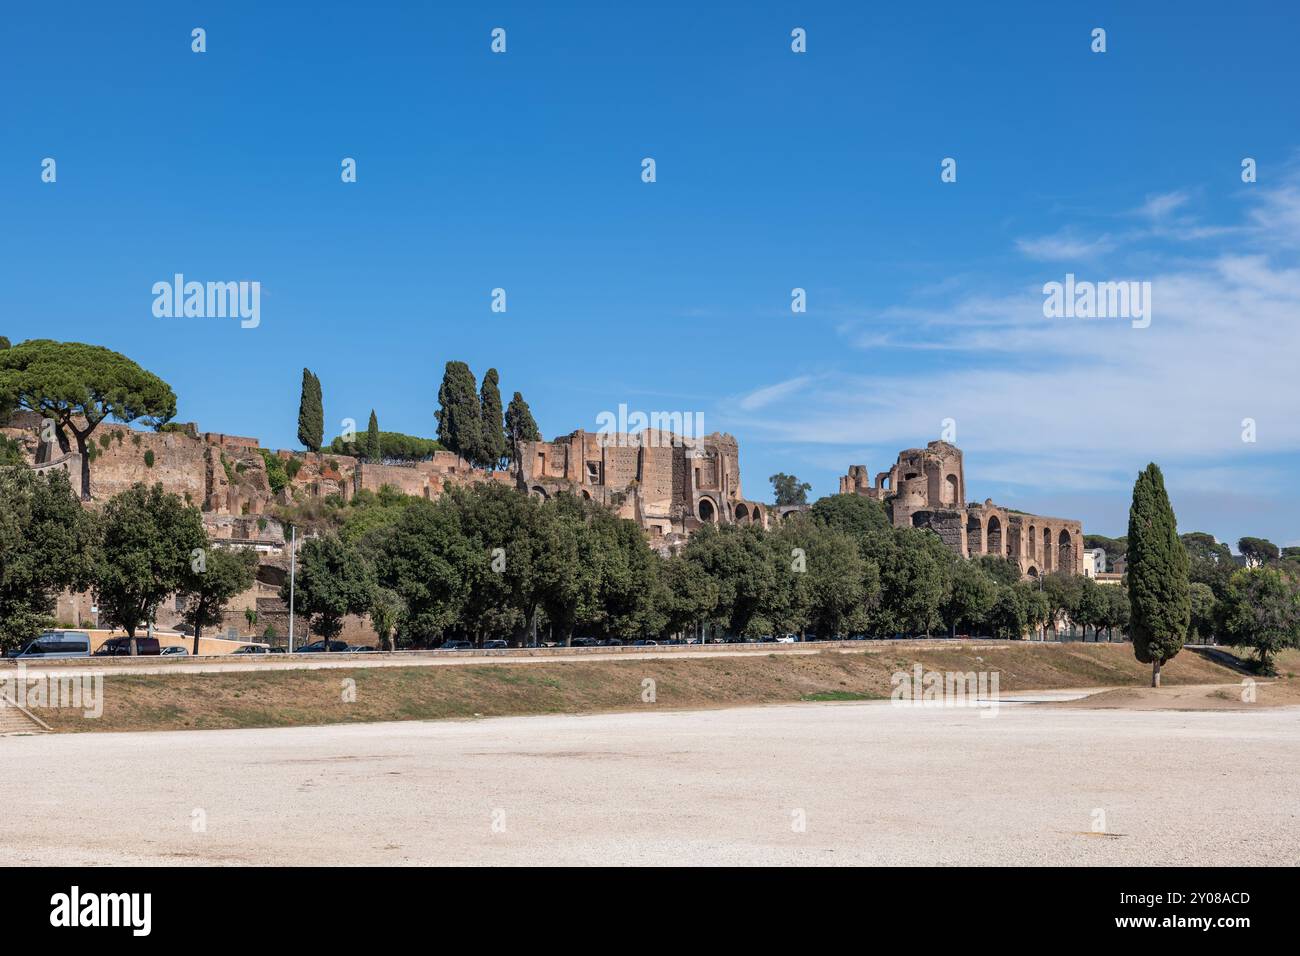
[3,700,1296,865]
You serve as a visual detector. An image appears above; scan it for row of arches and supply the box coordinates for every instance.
[699,497,766,527]
[968,512,1076,573]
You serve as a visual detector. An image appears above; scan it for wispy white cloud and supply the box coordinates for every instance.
[724,178,1300,506]
[1015,231,1117,261]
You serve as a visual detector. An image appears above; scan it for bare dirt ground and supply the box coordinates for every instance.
[3,699,1297,866]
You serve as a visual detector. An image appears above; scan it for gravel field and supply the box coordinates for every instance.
[3,700,1297,866]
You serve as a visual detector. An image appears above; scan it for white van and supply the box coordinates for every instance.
[7,631,92,659]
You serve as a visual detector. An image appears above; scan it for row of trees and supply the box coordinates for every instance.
[0,469,257,654]
[285,486,1114,648]
[435,361,540,470]
[297,361,543,471]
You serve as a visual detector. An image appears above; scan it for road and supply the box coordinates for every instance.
[3,700,1296,865]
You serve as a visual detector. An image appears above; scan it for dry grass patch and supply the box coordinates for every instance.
[38,641,1259,734]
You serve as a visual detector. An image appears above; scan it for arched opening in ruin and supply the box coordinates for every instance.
[966,514,983,554]
[580,490,592,500]
[942,473,958,505]
[904,472,919,482]
[986,516,1002,556]
[1007,525,1021,559]
[1027,566,1039,578]
[751,505,764,526]
[697,497,717,523]
[1058,530,1073,574]
[1042,528,1053,573]
[1028,525,1037,560]
[735,503,750,523]
[530,485,549,500]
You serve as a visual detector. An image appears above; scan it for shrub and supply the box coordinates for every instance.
[143,450,155,468]
[259,449,288,494]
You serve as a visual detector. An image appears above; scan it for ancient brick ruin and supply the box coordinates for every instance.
[2,408,1084,643]
[516,429,772,552]
[839,440,1083,576]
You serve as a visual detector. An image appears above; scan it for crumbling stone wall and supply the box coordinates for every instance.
[840,440,1083,577]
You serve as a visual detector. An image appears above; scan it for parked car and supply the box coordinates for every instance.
[776,635,797,644]
[482,640,508,649]
[7,631,92,659]
[439,640,473,650]
[296,640,349,653]
[346,645,375,653]
[231,644,269,654]
[160,646,190,656]
[570,637,599,647]
[94,636,161,656]
[631,639,658,646]
[600,638,624,646]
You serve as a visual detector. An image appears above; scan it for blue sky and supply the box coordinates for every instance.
[3,1,1298,547]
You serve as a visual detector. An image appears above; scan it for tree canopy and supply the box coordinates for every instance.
[1126,463,1191,686]
[297,368,323,451]
[0,339,176,499]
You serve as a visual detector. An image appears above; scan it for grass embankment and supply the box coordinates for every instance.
[35,641,1296,734]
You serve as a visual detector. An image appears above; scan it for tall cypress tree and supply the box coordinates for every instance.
[504,391,541,465]
[297,368,323,452]
[478,368,506,470]
[435,361,482,465]
[365,409,381,461]
[1126,462,1191,687]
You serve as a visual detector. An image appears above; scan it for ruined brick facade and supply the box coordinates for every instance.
[517,429,770,551]
[839,441,1083,577]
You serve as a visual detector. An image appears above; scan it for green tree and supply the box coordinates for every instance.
[375,499,474,644]
[1237,536,1279,567]
[0,467,98,651]
[1187,582,1218,644]
[1126,463,1191,686]
[282,532,376,647]
[365,409,381,461]
[478,368,506,470]
[769,472,811,507]
[809,494,891,537]
[1100,585,1130,642]
[1220,566,1300,675]
[369,586,404,651]
[503,391,541,466]
[862,527,951,636]
[988,584,1028,640]
[942,558,998,638]
[436,361,483,465]
[178,546,258,654]
[297,368,323,451]
[1041,572,1081,639]
[96,483,207,653]
[0,340,176,499]
[1072,576,1108,642]
[974,555,1022,588]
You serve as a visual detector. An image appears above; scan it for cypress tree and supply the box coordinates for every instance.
[435,361,482,465]
[478,368,506,470]
[297,368,323,452]
[1126,462,1191,686]
[365,409,381,461]
[504,391,541,465]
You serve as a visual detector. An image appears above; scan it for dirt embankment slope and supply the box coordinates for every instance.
[26,642,1297,734]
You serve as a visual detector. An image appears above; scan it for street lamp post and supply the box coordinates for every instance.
[288,525,297,653]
